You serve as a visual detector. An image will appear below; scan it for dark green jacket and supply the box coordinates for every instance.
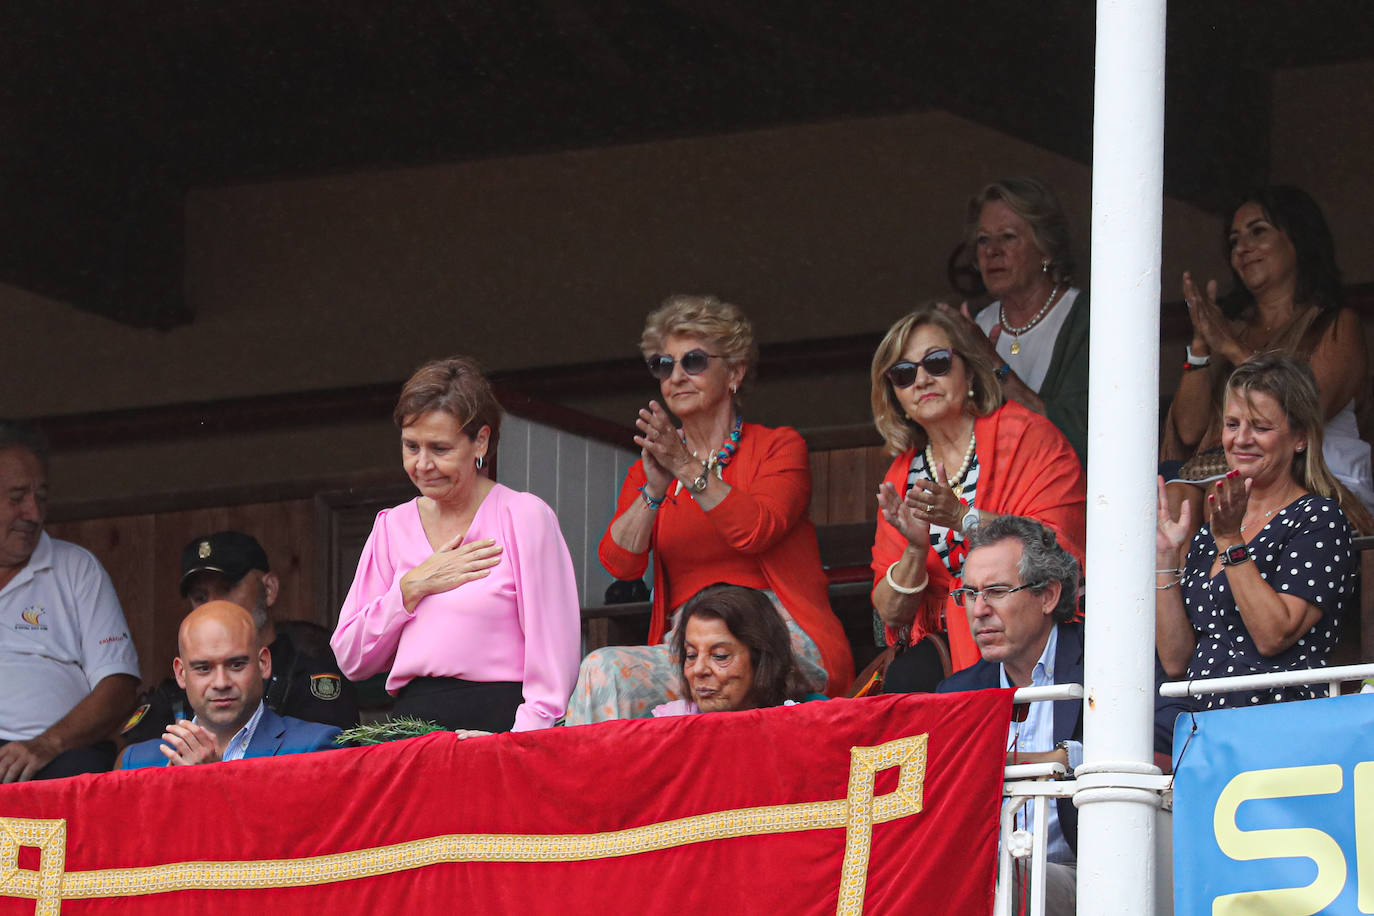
[1039,289,1090,466]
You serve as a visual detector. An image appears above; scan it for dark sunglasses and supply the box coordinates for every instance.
[646,348,722,380]
[884,349,953,388]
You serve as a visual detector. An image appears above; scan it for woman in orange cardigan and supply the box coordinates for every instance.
[564,295,853,723]
[870,303,1086,687]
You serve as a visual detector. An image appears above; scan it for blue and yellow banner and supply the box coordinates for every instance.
[1172,692,1374,914]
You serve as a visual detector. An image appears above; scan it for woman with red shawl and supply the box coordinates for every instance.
[870,302,1087,688]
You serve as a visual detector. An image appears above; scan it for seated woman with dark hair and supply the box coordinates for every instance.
[653,585,821,717]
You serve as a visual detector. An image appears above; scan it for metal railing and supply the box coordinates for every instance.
[1159,662,1374,701]
[995,684,1086,916]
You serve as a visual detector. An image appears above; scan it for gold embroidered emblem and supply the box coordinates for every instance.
[0,735,927,914]
[309,675,341,701]
[197,541,212,559]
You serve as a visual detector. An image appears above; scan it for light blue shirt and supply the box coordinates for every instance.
[999,626,1080,864]
[197,700,266,763]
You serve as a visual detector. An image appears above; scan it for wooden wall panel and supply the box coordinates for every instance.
[45,515,159,689]
[224,500,317,624]
[808,450,830,526]
[811,445,888,526]
[47,500,319,689]
[867,447,895,517]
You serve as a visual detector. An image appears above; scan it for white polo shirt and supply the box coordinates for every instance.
[0,532,141,741]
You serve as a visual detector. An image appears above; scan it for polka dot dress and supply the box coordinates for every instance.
[1182,494,1355,708]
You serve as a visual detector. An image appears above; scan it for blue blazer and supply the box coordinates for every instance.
[119,705,342,770]
[937,622,1085,853]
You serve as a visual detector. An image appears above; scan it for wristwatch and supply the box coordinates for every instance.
[960,506,981,532]
[688,465,710,493]
[1219,543,1251,567]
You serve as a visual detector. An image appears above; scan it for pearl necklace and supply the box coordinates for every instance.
[999,282,1061,355]
[925,426,977,498]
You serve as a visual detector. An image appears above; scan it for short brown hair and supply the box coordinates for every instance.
[966,177,1076,285]
[640,294,758,397]
[870,302,1004,455]
[393,356,502,455]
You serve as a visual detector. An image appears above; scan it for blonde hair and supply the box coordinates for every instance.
[1226,353,1373,534]
[640,294,757,395]
[870,302,1004,455]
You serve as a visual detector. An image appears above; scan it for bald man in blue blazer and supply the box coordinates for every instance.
[119,601,340,770]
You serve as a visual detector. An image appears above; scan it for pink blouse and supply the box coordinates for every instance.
[330,484,582,731]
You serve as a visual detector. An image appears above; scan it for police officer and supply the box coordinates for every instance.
[121,531,358,744]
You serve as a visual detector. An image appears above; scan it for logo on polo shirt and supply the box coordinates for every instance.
[16,606,47,630]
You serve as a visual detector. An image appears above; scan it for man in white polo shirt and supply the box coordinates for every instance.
[0,421,140,781]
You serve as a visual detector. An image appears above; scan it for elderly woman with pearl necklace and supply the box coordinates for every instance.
[869,302,1087,685]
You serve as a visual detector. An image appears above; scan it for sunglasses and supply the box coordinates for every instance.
[884,349,954,388]
[646,349,723,380]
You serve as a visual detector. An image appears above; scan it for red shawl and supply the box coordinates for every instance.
[870,400,1087,672]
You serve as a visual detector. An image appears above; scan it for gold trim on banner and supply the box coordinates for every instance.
[0,734,926,915]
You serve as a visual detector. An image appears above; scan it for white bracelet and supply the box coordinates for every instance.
[1185,345,1210,367]
[885,562,928,596]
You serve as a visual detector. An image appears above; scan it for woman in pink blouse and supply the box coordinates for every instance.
[330,357,582,732]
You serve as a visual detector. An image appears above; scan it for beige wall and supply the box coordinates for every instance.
[4,108,1241,504]
[1272,60,1374,285]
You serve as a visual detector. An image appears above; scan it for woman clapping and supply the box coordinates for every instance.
[870,303,1086,685]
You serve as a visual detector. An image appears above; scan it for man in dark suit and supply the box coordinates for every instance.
[119,601,339,769]
[937,515,1082,916]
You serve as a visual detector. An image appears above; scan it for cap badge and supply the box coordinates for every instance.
[198,541,212,559]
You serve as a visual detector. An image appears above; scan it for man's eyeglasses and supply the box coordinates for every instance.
[950,581,1046,607]
[646,349,723,380]
[885,349,954,388]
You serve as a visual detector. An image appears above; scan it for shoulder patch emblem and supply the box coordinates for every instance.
[120,704,151,734]
[310,674,342,700]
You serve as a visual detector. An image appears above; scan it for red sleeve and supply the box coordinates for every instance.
[597,463,652,581]
[869,449,948,644]
[706,428,811,555]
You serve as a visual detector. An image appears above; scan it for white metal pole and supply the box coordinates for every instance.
[1076,0,1169,914]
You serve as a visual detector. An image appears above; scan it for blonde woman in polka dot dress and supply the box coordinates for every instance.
[1156,354,1358,708]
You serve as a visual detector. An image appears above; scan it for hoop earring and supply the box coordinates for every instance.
[475,455,485,470]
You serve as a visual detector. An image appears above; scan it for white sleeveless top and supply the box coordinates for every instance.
[1323,399,1374,515]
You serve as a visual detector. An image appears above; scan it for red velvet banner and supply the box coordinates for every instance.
[0,691,1012,915]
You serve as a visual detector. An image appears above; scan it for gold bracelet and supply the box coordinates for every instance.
[885,562,928,596]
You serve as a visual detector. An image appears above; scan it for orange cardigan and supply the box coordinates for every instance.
[870,401,1087,672]
[599,423,855,695]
